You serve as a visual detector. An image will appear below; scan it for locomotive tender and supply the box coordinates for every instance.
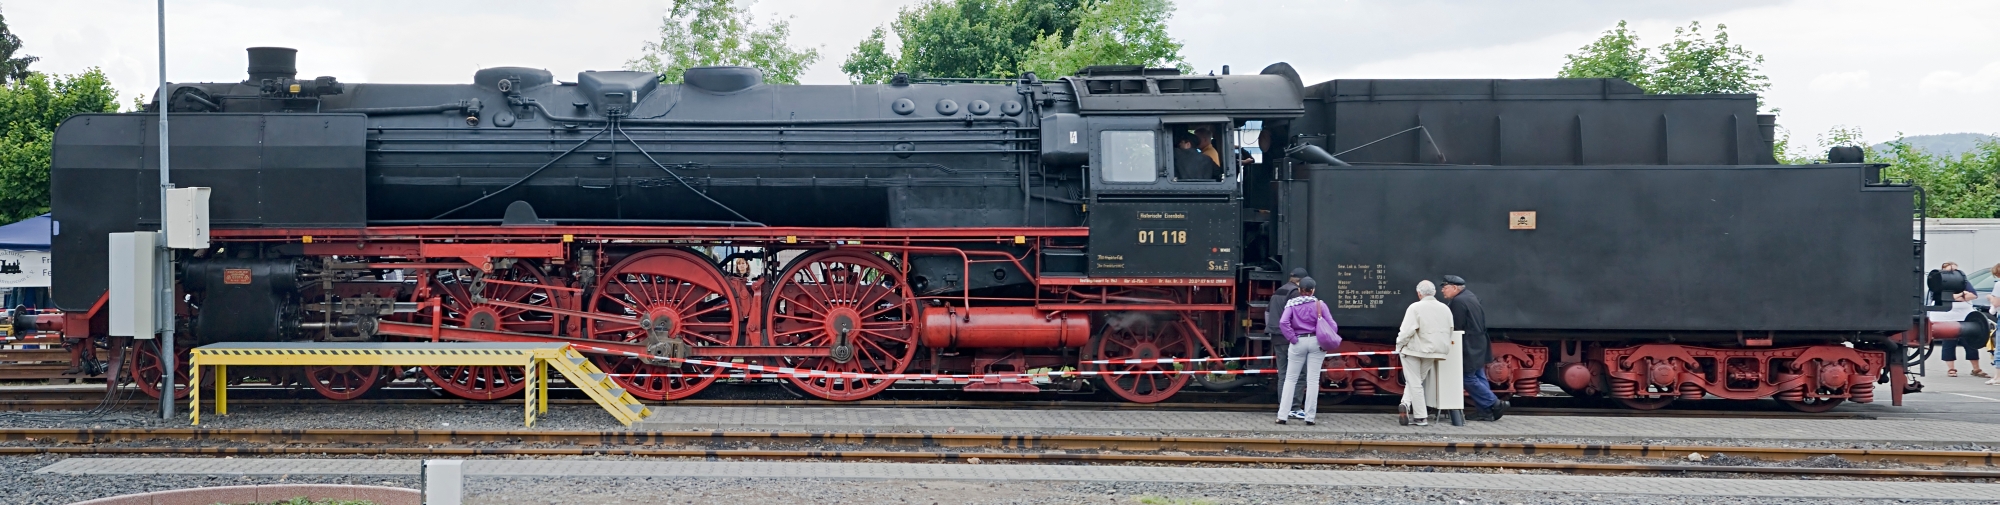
[44,47,1926,410]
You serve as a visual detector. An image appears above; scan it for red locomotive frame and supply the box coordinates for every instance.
[50,224,1902,411]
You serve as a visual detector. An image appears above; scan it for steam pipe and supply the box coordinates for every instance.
[328,99,480,116]
[529,101,1024,126]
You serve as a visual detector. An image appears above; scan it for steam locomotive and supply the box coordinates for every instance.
[41,47,1938,410]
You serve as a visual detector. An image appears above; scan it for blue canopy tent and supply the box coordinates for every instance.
[0,214,52,310]
[0,214,51,250]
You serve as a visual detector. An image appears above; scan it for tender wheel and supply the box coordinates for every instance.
[306,365,381,400]
[415,261,553,400]
[766,250,917,401]
[1779,397,1845,413]
[130,338,195,400]
[588,249,740,401]
[1087,314,1197,403]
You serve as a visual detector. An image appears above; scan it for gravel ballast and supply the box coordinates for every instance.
[3,402,1992,453]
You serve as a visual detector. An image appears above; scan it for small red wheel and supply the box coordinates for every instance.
[1088,315,1197,403]
[415,261,553,400]
[587,249,740,401]
[766,250,917,401]
[130,338,195,400]
[306,365,381,400]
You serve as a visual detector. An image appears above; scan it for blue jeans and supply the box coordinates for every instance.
[1939,339,1981,363]
[1465,367,1500,410]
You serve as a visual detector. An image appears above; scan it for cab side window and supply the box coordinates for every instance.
[1100,130,1158,183]
[1171,123,1228,182]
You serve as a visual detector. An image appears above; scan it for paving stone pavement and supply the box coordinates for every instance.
[632,406,2000,445]
[31,458,1995,501]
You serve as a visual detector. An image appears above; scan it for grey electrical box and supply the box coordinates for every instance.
[165,187,210,249]
[108,231,157,338]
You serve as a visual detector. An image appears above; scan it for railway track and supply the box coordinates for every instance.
[0,428,1992,480]
[0,385,1876,419]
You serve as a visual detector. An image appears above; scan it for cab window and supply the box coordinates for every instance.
[1170,122,1229,182]
[1099,130,1158,183]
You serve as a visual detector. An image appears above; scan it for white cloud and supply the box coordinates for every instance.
[1918,62,2000,96]
[1807,71,1870,93]
[6,0,1996,137]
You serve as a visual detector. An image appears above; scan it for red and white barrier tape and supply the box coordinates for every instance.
[600,366,1400,378]
[572,342,1400,382]
[1078,350,1397,365]
[1080,355,1269,365]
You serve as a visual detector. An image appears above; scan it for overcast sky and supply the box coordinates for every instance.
[10,0,1996,148]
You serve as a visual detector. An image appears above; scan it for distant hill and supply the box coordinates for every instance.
[1874,133,1997,157]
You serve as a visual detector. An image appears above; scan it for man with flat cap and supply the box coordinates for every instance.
[1269,267,1310,419]
[1441,275,1506,421]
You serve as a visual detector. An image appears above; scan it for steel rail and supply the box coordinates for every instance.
[0,391,1875,419]
[0,428,1988,467]
[0,429,1993,479]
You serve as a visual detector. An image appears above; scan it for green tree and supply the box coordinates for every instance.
[1556,20,1648,86]
[1559,21,1768,97]
[629,0,821,85]
[0,8,35,84]
[1786,127,2000,218]
[0,69,120,222]
[842,27,900,85]
[842,0,1105,83]
[1019,0,1187,79]
[1645,22,1768,96]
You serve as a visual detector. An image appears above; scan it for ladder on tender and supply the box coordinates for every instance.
[532,345,652,426]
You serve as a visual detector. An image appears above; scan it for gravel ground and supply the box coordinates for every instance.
[462,476,1974,505]
[4,453,1970,505]
[4,402,1997,455]
[1,454,417,505]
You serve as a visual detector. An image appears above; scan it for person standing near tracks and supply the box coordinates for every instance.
[1269,267,1309,419]
[1395,280,1452,426]
[1934,262,1987,379]
[1441,275,1506,421]
[1275,277,1340,426]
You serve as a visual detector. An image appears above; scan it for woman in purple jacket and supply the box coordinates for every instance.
[1275,277,1341,425]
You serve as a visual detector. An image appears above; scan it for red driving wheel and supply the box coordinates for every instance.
[766,250,917,401]
[305,365,381,400]
[415,261,554,400]
[586,249,740,401]
[130,337,196,400]
[1087,315,1197,403]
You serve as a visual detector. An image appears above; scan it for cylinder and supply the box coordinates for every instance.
[919,306,1089,348]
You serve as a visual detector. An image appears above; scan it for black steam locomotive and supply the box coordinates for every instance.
[43,47,1925,410]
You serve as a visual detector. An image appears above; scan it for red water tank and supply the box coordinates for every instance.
[918,306,1090,348]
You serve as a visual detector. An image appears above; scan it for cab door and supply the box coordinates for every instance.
[1084,117,1240,278]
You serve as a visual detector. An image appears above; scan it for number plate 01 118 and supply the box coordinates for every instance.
[1136,229,1188,246]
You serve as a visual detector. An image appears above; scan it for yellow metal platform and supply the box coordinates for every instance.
[187,342,651,427]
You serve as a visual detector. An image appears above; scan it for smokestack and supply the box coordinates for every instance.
[246,47,297,82]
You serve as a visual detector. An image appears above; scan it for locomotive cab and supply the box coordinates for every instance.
[1040,65,1304,279]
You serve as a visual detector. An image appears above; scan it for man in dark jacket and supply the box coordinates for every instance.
[1174,131,1220,181]
[1270,267,1308,418]
[1441,275,1506,421]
